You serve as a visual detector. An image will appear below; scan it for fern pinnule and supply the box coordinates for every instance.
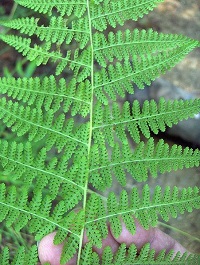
[84,185,200,245]
[93,29,197,67]
[0,76,91,116]
[94,42,199,104]
[0,16,90,49]
[90,138,200,187]
[90,0,165,31]
[0,96,89,152]
[93,98,200,145]
[15,0,87,17]
[0,246,38,265]
[0,182,85,242]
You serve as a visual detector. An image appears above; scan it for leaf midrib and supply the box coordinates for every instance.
[85,196,199,224]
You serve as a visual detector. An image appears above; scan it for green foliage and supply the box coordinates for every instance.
[0,246,38,265]
[0,0,200,264]
[81,243,200,264]
[93,98,200,144]
[85,185,200,240]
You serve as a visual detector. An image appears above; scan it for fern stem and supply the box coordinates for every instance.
[158,221,200,243]
[9,3,18,20]
[90,156,198,172]
[87,189,107,202]
[77,1,94,264]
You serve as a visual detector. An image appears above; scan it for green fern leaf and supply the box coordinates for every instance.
[94,43,199,102]
[85,193,107,248]
[80,242,99,265]
[126,243,200,264]
[91,0,165,31]
[0,247,9,265]
[0,76,91,116]
[85,185,199,241]
[0,34,53,65]
[0,246,38,265]
[0,139,85,203]
[0,34,91,78]
[93,29,197,67]
[101,246,113,265]
[0,16,90,49]
[90,138,200,186]
[0,97,88,151]
[101,243,200,264]
[93,98,200,144]
[0,0,200,264]
[15,0,87,17]
[0,183,84,243]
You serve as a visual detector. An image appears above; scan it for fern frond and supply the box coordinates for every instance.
[93,98,200,145]
[94,42,199,102]
[0,76,91,116]
[89,136,112,190]
[93,29,197,67]
[85,185,200,241]
[53,210,86,264]
[0,0,200,264]
[0,16,90,49]
[91,0,165,31]
[81,243,200,265]
[0,34,91,77]
[0,246,38,265]
[85,193,108,248]
[15,0,87,17]
[90,138,200,187]
[0,97,89,151]
[80,242,99,265]
[125,243,200,265]
[0,34,52,64]
[0,183,84,242]
[0,140,84,204]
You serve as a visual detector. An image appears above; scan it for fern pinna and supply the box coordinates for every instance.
[0,0,200,264]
